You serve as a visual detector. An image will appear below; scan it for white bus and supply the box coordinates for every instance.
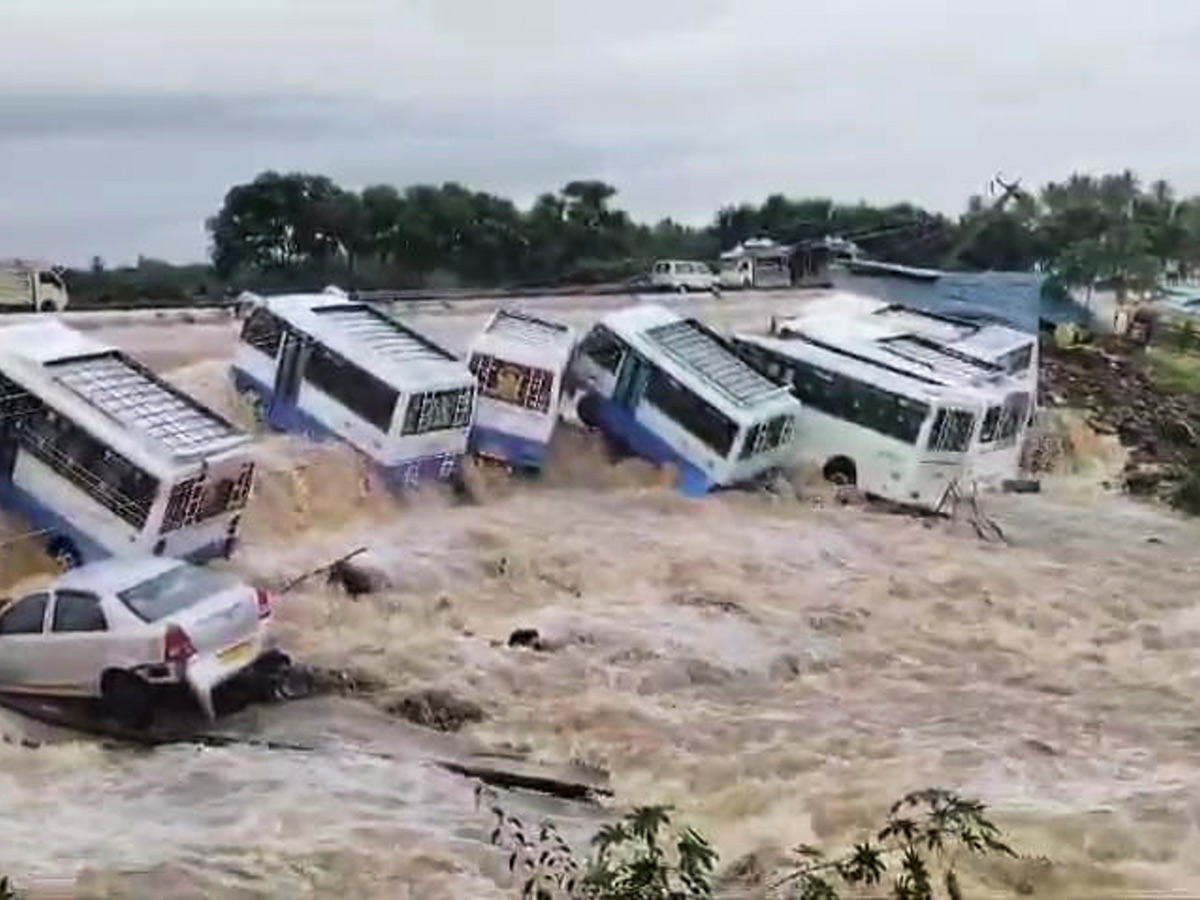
[774,295,1035,485]
[731,331,996,510]
[231,288,476,489]
[0,321,255,568]
[0,262,69,312]
[569,305,801,495]
[466,308,576,471]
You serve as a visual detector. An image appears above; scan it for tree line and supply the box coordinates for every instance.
[67,169,1200,305]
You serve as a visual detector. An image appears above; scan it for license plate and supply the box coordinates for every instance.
[218,641,254,667]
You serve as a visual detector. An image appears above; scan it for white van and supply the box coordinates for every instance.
[648,260,716,294]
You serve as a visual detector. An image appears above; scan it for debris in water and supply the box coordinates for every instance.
[386,688,487,733]
[508,628,547,651]
[326,555,390,597]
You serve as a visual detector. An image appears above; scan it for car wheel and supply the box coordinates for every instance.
[46,536,83,571]
[39,300,56,313]
[100,670,155,730]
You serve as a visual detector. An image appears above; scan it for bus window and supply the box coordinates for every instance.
[996,393,1029,444]
[303,344,397,432]
[928,409,976,453]
[739,414,794,459]
[19,410,157,527]
[470,354,553,413]
[579,327,626,374]
[789,358,927,445]
[980,406,1001,443]
[401,387,474,435]
[643,367,736,457]
[241,307,286,358]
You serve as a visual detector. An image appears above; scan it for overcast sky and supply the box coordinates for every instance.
[2,0,1197,265]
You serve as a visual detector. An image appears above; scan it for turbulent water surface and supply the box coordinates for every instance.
[0,289,1197,898]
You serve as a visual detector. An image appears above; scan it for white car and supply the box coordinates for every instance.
[0,556,286,727]
[648,259,716,293]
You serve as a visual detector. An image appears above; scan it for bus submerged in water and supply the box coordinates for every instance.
[466,308,576,471]
[232,288,476,488]
[731,330,1004,510]
[771,293,1036,487]
[0,320,255,567]
[569,304,801,495]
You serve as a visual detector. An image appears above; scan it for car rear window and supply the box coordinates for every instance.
[117,564,241,622]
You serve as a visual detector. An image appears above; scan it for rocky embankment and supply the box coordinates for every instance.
[1038,338,1200,501]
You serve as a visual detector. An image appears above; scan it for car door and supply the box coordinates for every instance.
[0,592,51,693]
[44,590,113,696]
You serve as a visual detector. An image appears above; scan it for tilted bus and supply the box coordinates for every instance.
[0,321,255,567]
[231,288,476,488]
[774,295,1035,486]
[731,330,997,510]
[465,308,576,471]
[568,305,801,495]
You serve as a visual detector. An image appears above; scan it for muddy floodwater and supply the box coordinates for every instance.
[1,295,1199,898]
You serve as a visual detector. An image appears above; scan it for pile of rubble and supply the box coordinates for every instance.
[1038,338,1200,498]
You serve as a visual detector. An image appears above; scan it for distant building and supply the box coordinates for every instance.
[718,237,832,290]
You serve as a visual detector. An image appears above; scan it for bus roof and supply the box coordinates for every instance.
[482,308,575,347]
[780,294,1033,364]
[0,320,249,468]
[256,293,470,390]
[600,305,790,409]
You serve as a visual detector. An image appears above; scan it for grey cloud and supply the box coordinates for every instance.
[3,0,1200,263]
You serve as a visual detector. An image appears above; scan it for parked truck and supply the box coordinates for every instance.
[0,261,69,312]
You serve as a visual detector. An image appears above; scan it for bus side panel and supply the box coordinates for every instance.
[231,349,338,443]
[788,408,953,508]
[469,395,559,470]
[2,453,132,561]
[578,390,713,496]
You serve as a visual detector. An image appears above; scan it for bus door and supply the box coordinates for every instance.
[612,353,651,412]
[270,331,307,417]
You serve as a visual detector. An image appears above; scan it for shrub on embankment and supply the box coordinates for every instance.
[488,788,1017,899]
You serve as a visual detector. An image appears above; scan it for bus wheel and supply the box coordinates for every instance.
[575,394,602,430]
[100,670,155,730]
[46,536,83,571]
[822,456,857,486]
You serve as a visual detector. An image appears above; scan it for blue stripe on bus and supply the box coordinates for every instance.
[0,475,113,563]
[468,426,549,471]
[579,392,712,497]
[230,366,464,490]
[231,367,334,442]
[0,475,233,566]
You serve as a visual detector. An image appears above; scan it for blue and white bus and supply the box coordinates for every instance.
[0,320,256,568]
[466,309,576,471]
[568,305,801,495]
[232,288,476,488]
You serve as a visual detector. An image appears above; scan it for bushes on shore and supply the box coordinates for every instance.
[485,788,1015,899]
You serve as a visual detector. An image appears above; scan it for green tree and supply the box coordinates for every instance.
[486,789,1015,900]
